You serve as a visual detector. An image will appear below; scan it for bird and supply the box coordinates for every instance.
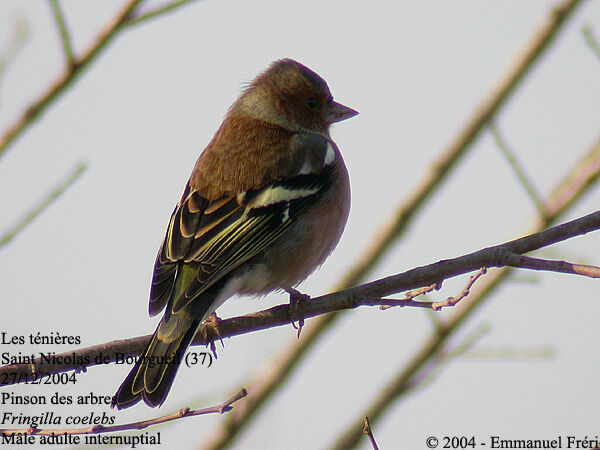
[112,58,358,409]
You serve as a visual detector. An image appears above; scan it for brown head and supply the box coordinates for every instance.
[231,59,358,135]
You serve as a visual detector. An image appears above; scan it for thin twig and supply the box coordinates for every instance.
[0,162,86,249]
[49,0,75,67]
[380,282,440,310]
[362,417,379,450]
[582,26,600,64]
[460,346,555,360]
[375,272,483,311]
[490,125,546,216]
[431,268,487,310]
[439,324,491,361]
[198,2,587,447]
[124,0,202,28]
[0,389,246,437]
[408,324,491,392]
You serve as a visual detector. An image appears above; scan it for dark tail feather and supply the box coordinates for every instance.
[111,319,200,409]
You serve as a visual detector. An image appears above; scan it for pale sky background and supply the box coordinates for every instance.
[1,1,600,449]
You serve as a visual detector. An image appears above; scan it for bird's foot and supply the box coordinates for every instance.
[286,288,310,338]
[205,312,223,359]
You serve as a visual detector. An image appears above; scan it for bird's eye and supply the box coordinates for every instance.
[306,98,319,109]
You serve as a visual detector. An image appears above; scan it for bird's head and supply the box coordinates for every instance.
[233,59,358,135]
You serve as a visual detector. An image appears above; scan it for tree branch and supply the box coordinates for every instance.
[0,0,145,161]
[0,389,246,437]
[0,0,209,160]
[582,25,600,64]
[49,0,75,67]
[333,0,585,292]
[490,124,546,216]
[329,132,600,450]
[123,0,202,28]
[198,1,587,446]
[0,162,86,249]
[1,211,599,386]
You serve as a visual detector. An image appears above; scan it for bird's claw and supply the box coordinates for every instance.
[286,288,310,338]
[206,312,223,359]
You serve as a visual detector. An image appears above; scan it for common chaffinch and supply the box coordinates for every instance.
[112,58,357,409]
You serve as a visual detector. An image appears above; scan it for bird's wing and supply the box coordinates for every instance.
[149,133,334,316]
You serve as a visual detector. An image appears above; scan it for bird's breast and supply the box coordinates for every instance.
[236,150,350,294]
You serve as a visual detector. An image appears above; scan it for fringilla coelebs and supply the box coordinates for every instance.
[112,58,357,409]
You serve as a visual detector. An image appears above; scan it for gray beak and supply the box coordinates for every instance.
[326,101,359,124]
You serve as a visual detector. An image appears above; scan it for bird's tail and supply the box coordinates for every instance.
[111,315,200,409]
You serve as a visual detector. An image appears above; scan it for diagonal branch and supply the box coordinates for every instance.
[0,162,86,249]
[1,210,599,386]
[490,125,546,216]
[329,133,600,450]
[582,25,600,64]
[0,0,208,161]
[0,0,144,161]
[198,1,587,447]
[333,0,584,292]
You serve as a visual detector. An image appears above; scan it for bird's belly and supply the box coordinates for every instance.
[237,191,349,294]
